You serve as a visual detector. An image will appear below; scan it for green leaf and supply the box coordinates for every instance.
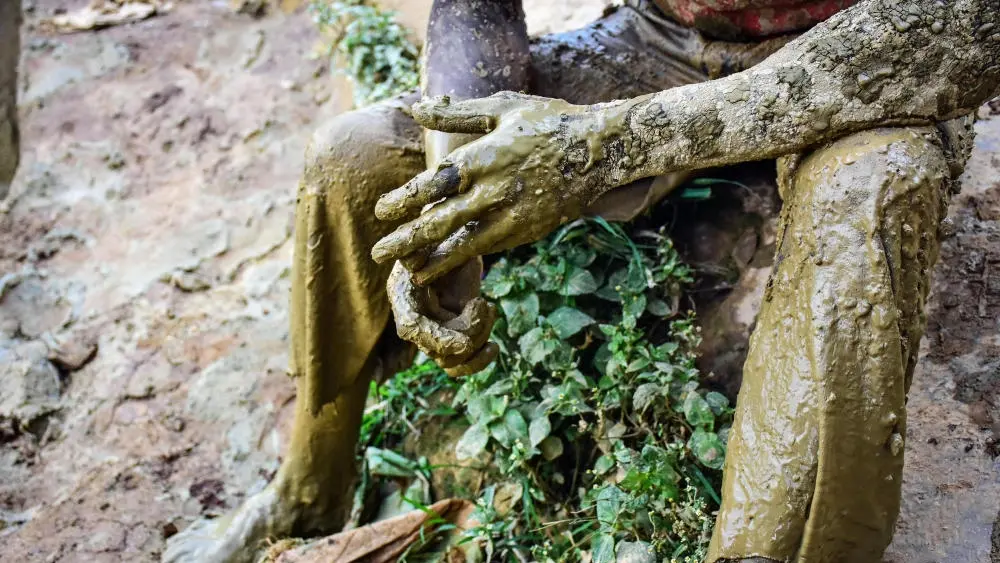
[481,263,514,298]
[518,327,544,356]
[488,397,508,419]
[594,454,615,475]
[560,267,598,296]
[529,416,551,447]
[539,435,564,461]
[596,485,625,525]
[501,293,539,337]
[482,379,513,397]
[646,298,672,317]
[593,342,612,376]
[683,392,715,428]
[625,356,650,373]
[705,391,731,415]
[591,533,616,563]
[594,283,622,302]
[563,244,596,267]
[689,428,726,470]
[456,423,490,460]
[489,420,512,448]
[622,293,647,326]
[519,327,558,365]
[537,262,564,292]
[466,396,490,421]
[547,307,595,339]
[632,383,661,412]
[504,409,529,443]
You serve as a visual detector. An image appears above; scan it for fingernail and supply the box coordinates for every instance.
[370,242,390,263]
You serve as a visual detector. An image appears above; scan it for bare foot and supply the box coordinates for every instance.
[163,487,300,563]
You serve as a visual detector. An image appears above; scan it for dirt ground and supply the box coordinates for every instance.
[0,1,997,562]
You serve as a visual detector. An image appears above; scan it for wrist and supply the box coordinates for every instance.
[592,94,660,189]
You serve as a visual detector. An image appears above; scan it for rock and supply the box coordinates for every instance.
[615,540,656,563]
[0,276,74,338]
[47,332,98,372]
[230,0,268,17]
[0,340,61,424]
[164,269,212,292]
[83,520,126,552]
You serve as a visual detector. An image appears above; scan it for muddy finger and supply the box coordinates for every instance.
[411,95,509,134]
[371,189,498,264]
[387,264,475,358]
[444,342,500,378]
[375,165,466,223]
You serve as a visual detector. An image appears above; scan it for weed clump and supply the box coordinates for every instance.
[310,0,419,106]
[362,217,733,563]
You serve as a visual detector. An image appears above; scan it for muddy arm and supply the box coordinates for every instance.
[372,0,1000,277]
[611,0,1000,182]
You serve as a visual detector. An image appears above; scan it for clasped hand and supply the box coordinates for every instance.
[373,91,633,376]
[371,91,631,284]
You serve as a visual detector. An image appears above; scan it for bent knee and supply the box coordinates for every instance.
[796,127,951,197]
[299,95,424,205]
[787,127,952,229]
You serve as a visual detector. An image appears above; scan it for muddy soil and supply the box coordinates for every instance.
[0,1,996,562]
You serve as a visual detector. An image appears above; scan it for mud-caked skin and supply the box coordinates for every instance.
[372,0,1000,268]
[164,0,998,562]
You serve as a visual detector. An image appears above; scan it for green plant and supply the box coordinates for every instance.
[361,217,733,562]
[310,0,419,106]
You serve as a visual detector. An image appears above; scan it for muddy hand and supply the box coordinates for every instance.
[388,259,499,377]
[371,92,631,284]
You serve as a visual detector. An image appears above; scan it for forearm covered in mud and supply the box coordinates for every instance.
[607,0,1000,184]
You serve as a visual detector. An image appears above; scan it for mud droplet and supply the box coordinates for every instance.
[855,300,872,316]
[889,433,904,456]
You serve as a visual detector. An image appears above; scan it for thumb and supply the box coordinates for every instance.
[411,93,521,134]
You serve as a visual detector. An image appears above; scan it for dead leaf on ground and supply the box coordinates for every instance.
[46,0,173,32]
[275,498,476,563]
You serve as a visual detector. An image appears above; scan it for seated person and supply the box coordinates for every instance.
[166,0,998,561]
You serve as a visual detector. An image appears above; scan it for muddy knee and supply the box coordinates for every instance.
[292,94,426,300]
[787,126,953,383]
[299,96,423,212]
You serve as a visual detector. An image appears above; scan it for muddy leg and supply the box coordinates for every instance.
[0,0,20,199]
[163,96,424,563]
[707,124,967,562]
